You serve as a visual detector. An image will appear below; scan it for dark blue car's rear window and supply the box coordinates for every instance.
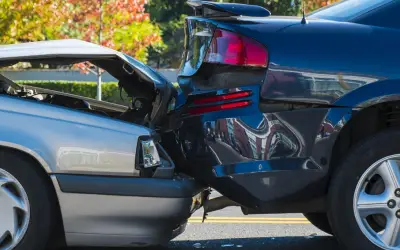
[309,0,393,21]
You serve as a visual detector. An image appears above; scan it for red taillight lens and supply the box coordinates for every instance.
[188,101,251,115]
[193,91,252,105]
[204,29,268,67]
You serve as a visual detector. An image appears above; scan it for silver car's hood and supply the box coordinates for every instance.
[0,39,176,128]
[0,39,160,92]
[0,39,130,63]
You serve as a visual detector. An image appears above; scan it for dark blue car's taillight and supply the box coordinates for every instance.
[188,100,251,115]
[193,91,252,105]
[186,90,253,115]
[204,29,268,68]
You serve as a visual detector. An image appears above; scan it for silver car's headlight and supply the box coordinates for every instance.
[141,139,161,168]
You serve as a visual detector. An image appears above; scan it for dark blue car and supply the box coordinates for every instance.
[162,1,400,249]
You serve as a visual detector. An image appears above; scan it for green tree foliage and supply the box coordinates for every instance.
[147,0,191,68]
[304,0,340,12]
[0,0,162,63]
[61,0,163,63]
[263,0,302,16]
[0,0,65,44]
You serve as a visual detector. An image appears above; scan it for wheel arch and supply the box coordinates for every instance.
[0,141,52,172]
[321,78,400,174]
[329,100,400,175]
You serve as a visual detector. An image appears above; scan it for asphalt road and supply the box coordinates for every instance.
[69,192,340,250]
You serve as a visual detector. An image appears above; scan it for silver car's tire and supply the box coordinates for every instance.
[0,149,55,250]
[328,129,400,250]
[0,169,30,250]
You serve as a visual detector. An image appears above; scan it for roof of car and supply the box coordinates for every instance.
[0,39,129,62]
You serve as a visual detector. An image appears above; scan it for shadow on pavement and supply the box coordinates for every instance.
[170,236,339,249]
[68,236,339,249]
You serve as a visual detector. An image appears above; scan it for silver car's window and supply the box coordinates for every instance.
[309,0,393,21]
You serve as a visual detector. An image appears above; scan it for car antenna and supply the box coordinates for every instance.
[301,1,308,24]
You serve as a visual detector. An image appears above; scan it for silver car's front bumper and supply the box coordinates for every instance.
[51,175,205,247]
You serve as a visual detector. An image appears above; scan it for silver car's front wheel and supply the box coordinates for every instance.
[0,168,30,250]
[0,150,56,250]
[354,156,400,249]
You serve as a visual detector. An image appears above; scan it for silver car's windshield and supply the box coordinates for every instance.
[309,0,393,21]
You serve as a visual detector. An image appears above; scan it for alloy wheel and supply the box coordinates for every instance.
[0,168,30,250]
[354,155,400,250]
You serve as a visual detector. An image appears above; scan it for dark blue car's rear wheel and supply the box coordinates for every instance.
[328,129,400,250]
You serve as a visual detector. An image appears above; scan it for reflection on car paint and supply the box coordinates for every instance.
[57,147,136,173]
[171,82,330,207]
[179,19,215,77]
[262,67,381,104]
[210,113,300,164]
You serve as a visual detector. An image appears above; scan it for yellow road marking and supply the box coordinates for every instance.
[188,220,311,224]
[190,217,308,221]
[188,217,311,224]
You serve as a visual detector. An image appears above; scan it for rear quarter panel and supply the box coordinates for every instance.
[236,19,400,103]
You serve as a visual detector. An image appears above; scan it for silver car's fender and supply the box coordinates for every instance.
[0,95,151,176]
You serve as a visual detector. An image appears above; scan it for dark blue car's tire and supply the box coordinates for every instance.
[328,129,400,250]
[0,149,56,250]
[303,213,333,235]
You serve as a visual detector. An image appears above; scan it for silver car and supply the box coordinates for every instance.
[0,40,205,249]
